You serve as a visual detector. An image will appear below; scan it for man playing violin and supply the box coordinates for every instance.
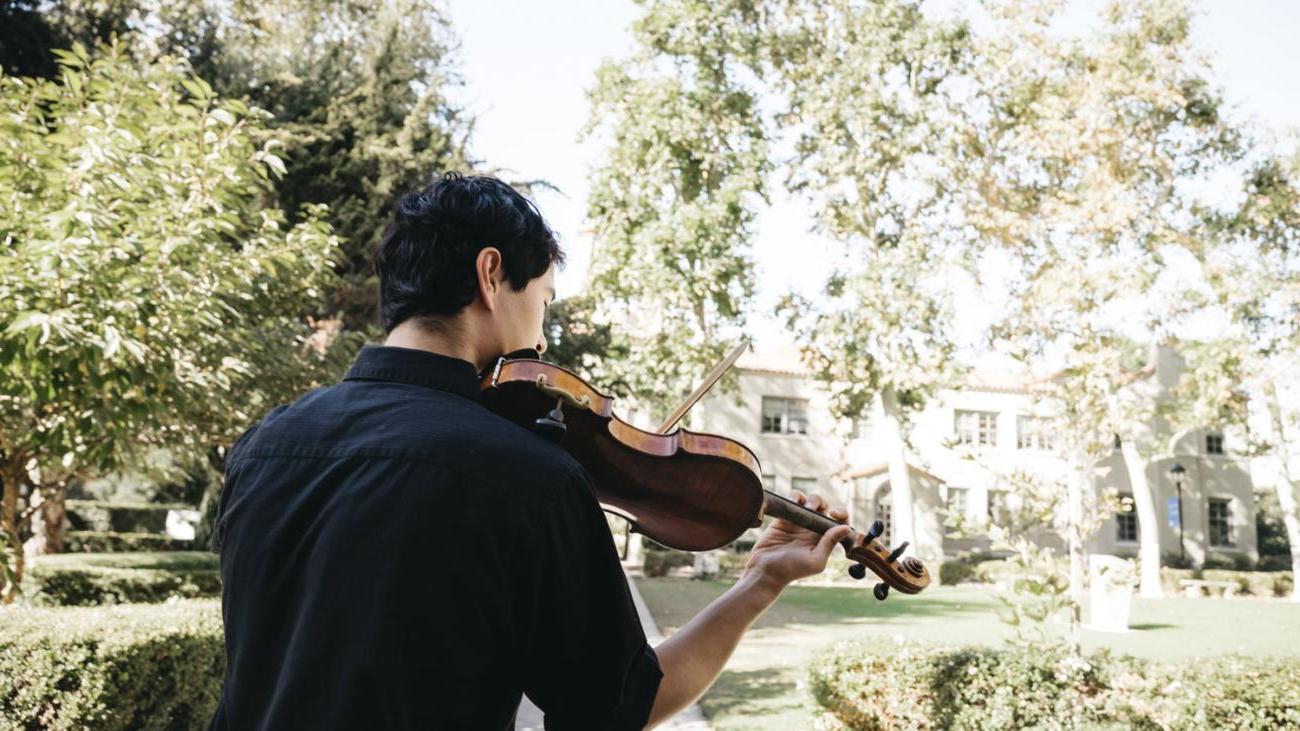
[208,172,852,730]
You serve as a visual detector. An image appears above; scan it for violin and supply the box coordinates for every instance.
[479,343,930,600]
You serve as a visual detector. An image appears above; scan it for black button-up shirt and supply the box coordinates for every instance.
[208,345,662,730]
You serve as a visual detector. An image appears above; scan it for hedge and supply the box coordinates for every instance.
[643,548,695,577]
[65,531,195,553]
[66,500,193,534]
[941,555,1294,597]
[0,600,224,730]
[810,640,1300,730]
[27,552,221,607]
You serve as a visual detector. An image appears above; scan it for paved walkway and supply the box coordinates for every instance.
[515,570,711,730]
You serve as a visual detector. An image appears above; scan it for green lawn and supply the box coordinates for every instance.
[636,577,1300,730]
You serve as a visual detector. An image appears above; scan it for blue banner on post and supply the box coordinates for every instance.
[1167,496,1180,528]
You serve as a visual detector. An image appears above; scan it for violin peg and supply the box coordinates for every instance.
[873,582,890,601]
[887,540,910,563]
[865,519,885,542]
[847,563,867,580]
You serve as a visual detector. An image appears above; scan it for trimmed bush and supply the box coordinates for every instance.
[719,551,748,577]
[0,600,224,730]
[65,531,195,553]
[27,552,221,607]
[1160,567,1293,597]
[965,559,1292,597]
[643,548,694,577]
[66,500,192,534]
[939,560,977,585]
[809,640,1300,730]
[32,552,219,571]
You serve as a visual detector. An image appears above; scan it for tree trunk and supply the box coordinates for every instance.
[1,455,28,604]
[1265,386,1300,603]
[1275,478,1300,604]
[193,444,231,551]
[1119,439,1163,597]
[880,388,916,554]
[25,486,67,556]
[1067,451,1092,652]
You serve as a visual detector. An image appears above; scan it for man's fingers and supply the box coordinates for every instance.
[817,524,853,560]
[829,507,848,522]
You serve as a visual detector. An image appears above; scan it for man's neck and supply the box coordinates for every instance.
[383,320,490,372]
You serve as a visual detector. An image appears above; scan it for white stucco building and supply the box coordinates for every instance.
[689,344,1259,567]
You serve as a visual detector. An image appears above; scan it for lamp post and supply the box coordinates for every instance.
[1170,463,1186,565]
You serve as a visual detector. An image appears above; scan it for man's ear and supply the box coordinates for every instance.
[475,247,505,312]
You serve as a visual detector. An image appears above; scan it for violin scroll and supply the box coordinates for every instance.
[760,492,930,597]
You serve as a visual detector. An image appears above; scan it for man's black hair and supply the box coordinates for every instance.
[374,172,564,332]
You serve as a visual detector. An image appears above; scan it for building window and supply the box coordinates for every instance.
[946,487,969,518]
[876,497,893,545]
[761,474,776,491]
[987,490,1010,527]
[955,410,998,447]
[1208,498,1234,547]
[1206,433,1224,455]
[762,397,809,435]
[1116,494,1138,543]
[791,476,818,496]
[1016,415,1055,451]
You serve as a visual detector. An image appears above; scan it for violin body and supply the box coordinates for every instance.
[480,352,930,596]
[481,357,765,551]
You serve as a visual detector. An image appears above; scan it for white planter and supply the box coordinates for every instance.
[1087,554,1135,633]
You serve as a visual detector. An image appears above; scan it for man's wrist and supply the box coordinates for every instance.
[735,565,786,603]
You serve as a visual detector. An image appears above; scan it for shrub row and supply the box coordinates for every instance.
[65,531,195,553]
[66,500,192,534]
[643,549,695,577]
[0,599,224,730]
[810,640,1300,730]
[1161,567,1293,597]
[940,554,1294,597]
[642,546,753,579]
[27,552,221,606]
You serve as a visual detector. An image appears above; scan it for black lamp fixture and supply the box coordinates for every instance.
[1169,463,1187,564]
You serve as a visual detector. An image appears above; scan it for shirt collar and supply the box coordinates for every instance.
[343,345,483,401]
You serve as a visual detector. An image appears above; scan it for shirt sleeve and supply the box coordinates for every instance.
[522,466,664,731]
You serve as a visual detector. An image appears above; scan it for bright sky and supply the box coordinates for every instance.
[445,0,1300,352]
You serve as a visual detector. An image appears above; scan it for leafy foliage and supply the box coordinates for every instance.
[0,599,223,729]
[809,639,1300,730]
[0,42,345,598]
[770,0,977,424]
[26,551,220,606]
[3,0,475,333]
[584,0,768,415]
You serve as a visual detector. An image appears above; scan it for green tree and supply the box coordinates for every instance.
[0,43,345,601]
[1203,153,1300,601]
[584,0,769,420]
[974,0,1245,598]
[769,0,979,561]
[3,0,474,333]
[542,295,628,387]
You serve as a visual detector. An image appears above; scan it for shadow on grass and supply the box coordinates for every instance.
[756,582,998,629]
[638,578,1002,634]
[1128,623,1176,631]
[700,668,800,720]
